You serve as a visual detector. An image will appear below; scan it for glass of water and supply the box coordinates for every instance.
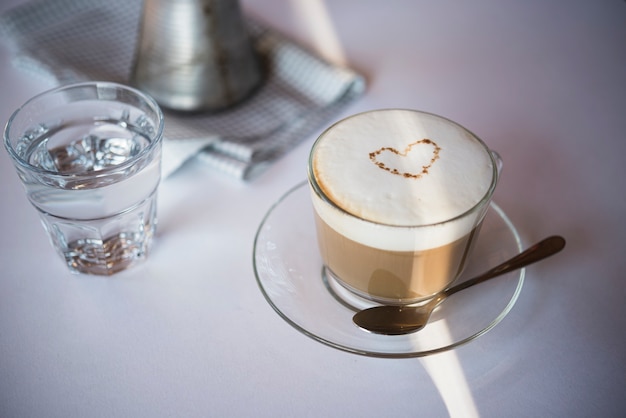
[3,82,164,275]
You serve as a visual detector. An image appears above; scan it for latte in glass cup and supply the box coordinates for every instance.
[308,109,501,305]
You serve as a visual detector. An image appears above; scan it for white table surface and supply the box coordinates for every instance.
[1,0,625,416]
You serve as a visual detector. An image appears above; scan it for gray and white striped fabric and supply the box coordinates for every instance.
[0,0,365,179]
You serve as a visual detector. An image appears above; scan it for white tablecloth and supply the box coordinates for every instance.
[1,0,624,416]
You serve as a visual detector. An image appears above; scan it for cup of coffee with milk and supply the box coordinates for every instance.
[308,109,502,305]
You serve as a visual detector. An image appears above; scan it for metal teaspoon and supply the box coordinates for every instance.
[352,235,566,335]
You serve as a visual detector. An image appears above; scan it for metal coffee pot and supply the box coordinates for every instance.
[130,0,263,112]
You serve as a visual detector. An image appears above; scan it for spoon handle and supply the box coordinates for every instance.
[440,235,566,300]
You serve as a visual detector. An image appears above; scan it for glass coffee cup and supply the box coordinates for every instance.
[308,109,502,305]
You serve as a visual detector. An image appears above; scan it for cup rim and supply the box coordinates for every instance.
[3,81,164,179]
[307,108,501,229]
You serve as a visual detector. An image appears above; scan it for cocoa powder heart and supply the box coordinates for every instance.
[369,139,441,179]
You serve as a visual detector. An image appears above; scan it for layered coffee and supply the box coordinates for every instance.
[308,109,499,304]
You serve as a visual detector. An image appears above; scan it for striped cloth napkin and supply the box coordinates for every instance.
[0,0,365,179]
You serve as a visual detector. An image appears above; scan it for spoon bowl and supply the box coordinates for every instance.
[352,235,566,335]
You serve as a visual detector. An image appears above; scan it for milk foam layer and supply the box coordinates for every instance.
[310,109,497,252]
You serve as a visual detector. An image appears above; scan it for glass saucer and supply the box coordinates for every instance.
[253,181,524,358]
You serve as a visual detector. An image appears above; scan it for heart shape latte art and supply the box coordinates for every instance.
[369,139,441,179]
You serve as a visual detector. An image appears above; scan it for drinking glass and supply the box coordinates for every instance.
[307,109,502,305]
[4,81,164,275]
